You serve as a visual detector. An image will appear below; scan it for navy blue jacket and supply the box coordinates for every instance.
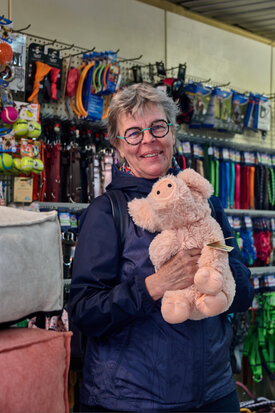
[69,165,254,412]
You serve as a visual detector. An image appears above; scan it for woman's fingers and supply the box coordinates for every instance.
[145,248,202,301]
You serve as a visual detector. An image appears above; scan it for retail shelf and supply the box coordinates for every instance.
[225,208,275,217]
[249,266,275,275]
[37,204,275,216]
[36,202,89,211]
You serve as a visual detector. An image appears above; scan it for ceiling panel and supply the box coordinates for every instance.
[166,0,275,42]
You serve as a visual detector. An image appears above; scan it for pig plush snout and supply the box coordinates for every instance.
[153,178,175,200]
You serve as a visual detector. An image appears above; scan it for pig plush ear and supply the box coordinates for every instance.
[128,197,157,232]
[178,168,213,199]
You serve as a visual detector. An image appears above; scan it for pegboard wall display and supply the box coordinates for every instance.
[19,33,274,152]
[1,27,275,212]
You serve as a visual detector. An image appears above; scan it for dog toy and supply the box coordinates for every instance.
[0,106,18,124]
[128,168,236,324]
[13,118,28,136]
[0,41,13,65]
[27,121,41,139]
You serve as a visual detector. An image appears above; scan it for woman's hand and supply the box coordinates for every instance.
[145,248,201,301]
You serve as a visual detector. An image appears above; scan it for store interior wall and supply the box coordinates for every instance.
[2,0,274,147]
[1,0,275,399]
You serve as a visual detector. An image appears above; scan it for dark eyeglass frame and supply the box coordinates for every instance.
[117,119,172,146]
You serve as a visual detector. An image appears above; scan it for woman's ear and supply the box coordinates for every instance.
[115,141,125,160]
[171,127,176,146]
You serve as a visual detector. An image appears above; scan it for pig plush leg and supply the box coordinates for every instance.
[161,290,191,324]
[194,247,228,295]
[195,291,228,316]
[194,267,223,294]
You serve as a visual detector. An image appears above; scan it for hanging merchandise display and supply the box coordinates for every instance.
[244,281,275,383]
[68,50,121,120]
[65,66,81,117]
[1,14,275,412]
[192,143,204,177]
[203,87,233,132]
[255,95,271,134]
[239,216,257,267]
[247,94,267,135]
[184,82,212,128]
[87,51,121,120]
[253,217,273,266]
[175,79,270,135]
[0,21,16,125]
[44,48,63,102]
[0,22,43,206]
[8,33,27,93]
[230,91,249,133]
[218,147,230,209]
[38,115,113,203]
[26,43,50,103]
[254,161,269,211]
[25,43,63,104]
[230,312,250,374]
[174,136,275,212]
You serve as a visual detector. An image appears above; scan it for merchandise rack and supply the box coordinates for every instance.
[250,266,275,274]
[37,201,275,217]
[224,208,275,217]
[37,201,89,211]
[37,201,275,278]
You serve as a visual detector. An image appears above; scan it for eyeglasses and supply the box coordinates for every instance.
[117,119,172,145]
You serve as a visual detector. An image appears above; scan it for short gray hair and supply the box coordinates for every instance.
[107,83,179,147]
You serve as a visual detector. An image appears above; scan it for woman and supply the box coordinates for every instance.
[69,83,254,412]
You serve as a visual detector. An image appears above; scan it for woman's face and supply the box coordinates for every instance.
[116,104,175,179]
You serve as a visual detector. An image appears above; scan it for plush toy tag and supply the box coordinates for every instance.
[207,237,234,252]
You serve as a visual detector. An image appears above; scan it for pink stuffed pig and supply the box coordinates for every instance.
[128,168,236,324]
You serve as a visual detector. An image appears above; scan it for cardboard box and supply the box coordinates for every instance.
[13,177,33,203]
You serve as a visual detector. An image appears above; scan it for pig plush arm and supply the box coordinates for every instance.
[149,231,180,270]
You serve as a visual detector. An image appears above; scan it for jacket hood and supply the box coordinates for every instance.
[105,165,161,196]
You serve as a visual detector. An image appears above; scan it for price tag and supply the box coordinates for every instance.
[244,152,251,164]
[222,148,230,160]
[227,215,234,228]
[250,152,255,164]
[265,275,275,288]
[229,149,235,161]
[13,177,33,203]
[59,212,71,229]
[208,146,214,156]
[70,214,78,229]
[233,217,241,230]
[207,237,234,252]
[193,143,203,158]
[244,216,253,229]
[182,141,191,155]
[235,151,241,163]
[213,147,220,159]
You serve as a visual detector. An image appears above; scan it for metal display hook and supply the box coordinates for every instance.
[13,23,31,33]
[118,54,143,63]
[59,44,75,52]
[64,46,96,58]
[215,81,231,88]
[43,39,57,47]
